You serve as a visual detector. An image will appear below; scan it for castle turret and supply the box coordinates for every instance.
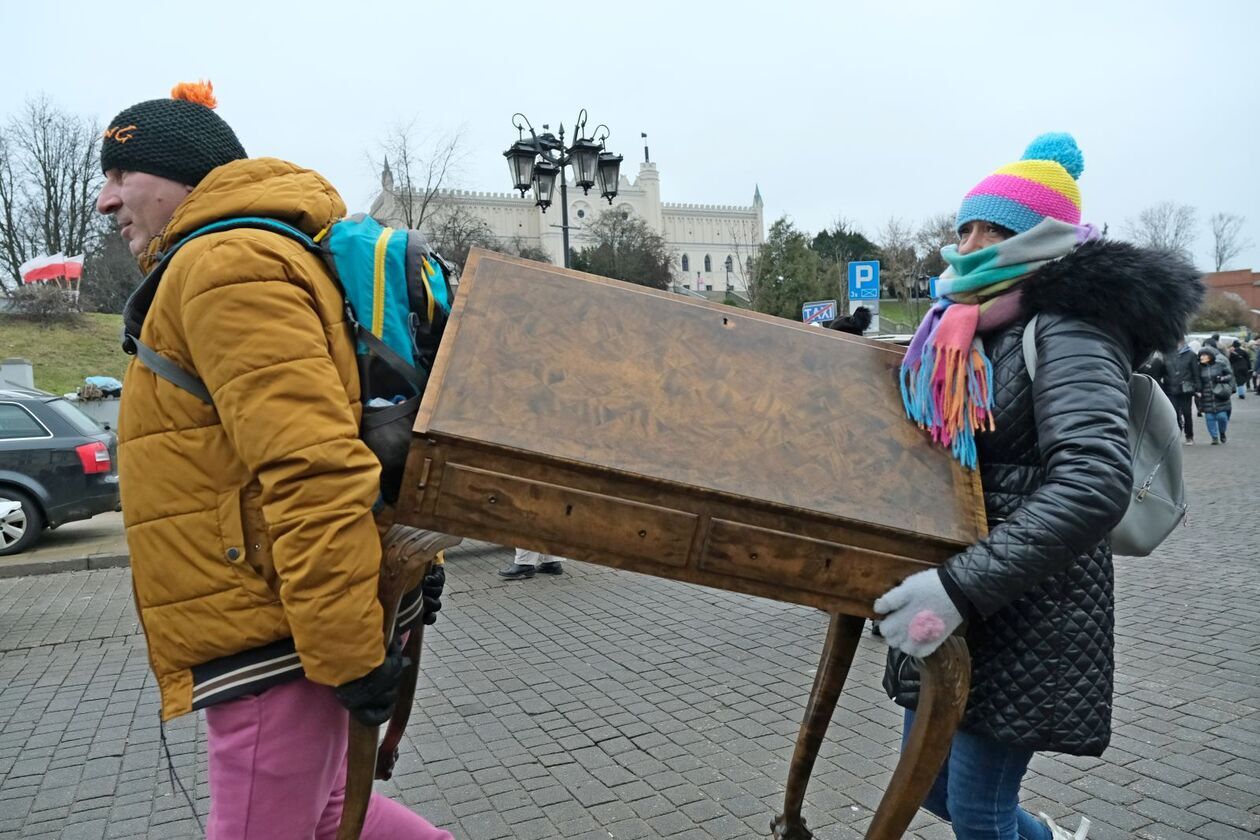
[753,183,764,236]
[638,160,662,233]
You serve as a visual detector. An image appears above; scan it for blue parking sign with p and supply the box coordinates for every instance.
[848,260,880,300]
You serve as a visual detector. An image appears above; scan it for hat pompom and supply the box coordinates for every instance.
[1022,132,1083,180]
[170,80,218,110]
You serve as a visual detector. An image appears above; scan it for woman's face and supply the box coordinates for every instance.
[957,220,1015,255]
[1200,353,1213,366]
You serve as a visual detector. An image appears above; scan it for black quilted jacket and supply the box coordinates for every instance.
[883,240,1203,756]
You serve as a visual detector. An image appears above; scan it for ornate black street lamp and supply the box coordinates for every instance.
[503,110,623,268]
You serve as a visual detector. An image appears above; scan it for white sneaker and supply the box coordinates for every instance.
[1038,811,1091,839]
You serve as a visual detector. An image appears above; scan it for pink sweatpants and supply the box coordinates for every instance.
[204,678,453,840]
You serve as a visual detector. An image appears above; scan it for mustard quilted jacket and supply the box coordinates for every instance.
[119,158,383,720]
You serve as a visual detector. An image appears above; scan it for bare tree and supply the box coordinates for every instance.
[370,119,464,231]
[724,219,763,301]
[877,216,918,300]
[501,235,550,264]
[0,96,104,293]
[425,203,500,275]
[1209,212,1250,272]
[1123,202,1198,263]
[0,131,32,291]
[80,230,142,313]
[914,212,958,281]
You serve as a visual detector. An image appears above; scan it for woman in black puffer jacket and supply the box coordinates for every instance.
[1197,348,1234,442]
[880,134,1202,840]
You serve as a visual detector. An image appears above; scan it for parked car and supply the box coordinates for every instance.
[0,384,120,555]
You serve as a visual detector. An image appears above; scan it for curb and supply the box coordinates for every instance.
[0,553,130,579]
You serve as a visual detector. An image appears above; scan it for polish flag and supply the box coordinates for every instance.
[64,254,85,280]
[19,254,63,283]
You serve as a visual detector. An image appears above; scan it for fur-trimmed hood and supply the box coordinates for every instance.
[1022,239,1204,364]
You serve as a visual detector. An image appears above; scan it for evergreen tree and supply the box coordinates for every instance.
[748,217,837,321]
[571,212,673,290]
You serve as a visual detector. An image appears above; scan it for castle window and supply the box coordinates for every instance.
[724,256,734,271]
[681,254,690,272]
[704,255,712,273]
[576,209,585,219]
[746,257,753,272]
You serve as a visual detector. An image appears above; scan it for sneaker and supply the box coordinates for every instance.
[1184,439,1194,446]
[1220,431,1227,443]
[1211,438,1220,445]
[1039,811,1092,839]
[497,563,536,580]
[535,561,564,575]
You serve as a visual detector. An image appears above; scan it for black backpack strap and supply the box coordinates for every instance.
[128,334,213,404]
[356,326,429,395]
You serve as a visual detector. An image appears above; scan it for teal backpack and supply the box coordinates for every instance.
[121,214,454,504]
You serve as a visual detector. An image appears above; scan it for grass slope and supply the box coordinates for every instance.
[0,313,129,396]
[873,300,930,333]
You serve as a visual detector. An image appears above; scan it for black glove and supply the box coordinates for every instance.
[334,646,410,726]
[421,564,445,626]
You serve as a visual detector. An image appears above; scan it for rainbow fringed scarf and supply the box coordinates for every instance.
[900,218,1101,469]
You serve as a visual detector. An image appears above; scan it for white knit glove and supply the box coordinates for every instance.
[873,569,964,659]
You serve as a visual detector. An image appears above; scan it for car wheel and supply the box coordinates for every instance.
[0,489,44,556]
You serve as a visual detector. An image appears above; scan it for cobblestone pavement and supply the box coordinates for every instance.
[1,399,1257,839]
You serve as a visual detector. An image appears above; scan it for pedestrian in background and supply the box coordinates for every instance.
[1228,339,1251,399]
[1197,347,1234,444]
[499,547,567,579]
[1251,339,1260,393]
[1137,350,1167,392]
[1166,343,1200,444]
[883,133,1202,840]
[96,82,452,840]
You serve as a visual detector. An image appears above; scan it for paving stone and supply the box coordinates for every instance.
[1,404,1259,837]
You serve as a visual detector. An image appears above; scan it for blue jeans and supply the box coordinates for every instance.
[1204,410,1229,440]
[903,709,1050,839]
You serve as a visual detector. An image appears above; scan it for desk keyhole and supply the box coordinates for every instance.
[565,504,574,516]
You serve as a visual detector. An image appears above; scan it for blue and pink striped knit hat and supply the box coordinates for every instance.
[957,133,1084,234]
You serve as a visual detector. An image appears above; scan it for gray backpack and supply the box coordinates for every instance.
[1022,315,1186,557]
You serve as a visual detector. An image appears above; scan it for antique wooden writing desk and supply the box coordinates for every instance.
[394,250,985,838]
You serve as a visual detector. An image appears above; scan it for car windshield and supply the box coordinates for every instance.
[45,399,105,436]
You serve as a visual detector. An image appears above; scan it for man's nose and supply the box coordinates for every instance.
[96,182,120,215]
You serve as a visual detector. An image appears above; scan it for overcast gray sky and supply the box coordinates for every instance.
[4,0,1257,269]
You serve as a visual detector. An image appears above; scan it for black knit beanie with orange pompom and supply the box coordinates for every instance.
[100,80,246,187]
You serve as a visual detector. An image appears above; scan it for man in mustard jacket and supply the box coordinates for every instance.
[96,82,452,840]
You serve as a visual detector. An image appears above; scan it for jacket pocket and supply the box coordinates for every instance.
[239,482,280,593]
[216,488,278,605]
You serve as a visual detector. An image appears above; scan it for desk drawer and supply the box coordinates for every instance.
[434,463,698,567]
[700,518,931,602]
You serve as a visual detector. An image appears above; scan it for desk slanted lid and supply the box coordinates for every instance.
[415,250,985,549]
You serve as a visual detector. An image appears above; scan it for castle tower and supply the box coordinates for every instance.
[638,160,662,233]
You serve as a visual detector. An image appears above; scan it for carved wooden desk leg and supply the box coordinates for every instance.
[864,636,970,840]
[771,612,865,839]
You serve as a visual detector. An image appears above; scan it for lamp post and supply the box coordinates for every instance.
[503,110,623,269]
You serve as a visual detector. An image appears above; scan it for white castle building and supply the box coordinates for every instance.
[370,154,764,298]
